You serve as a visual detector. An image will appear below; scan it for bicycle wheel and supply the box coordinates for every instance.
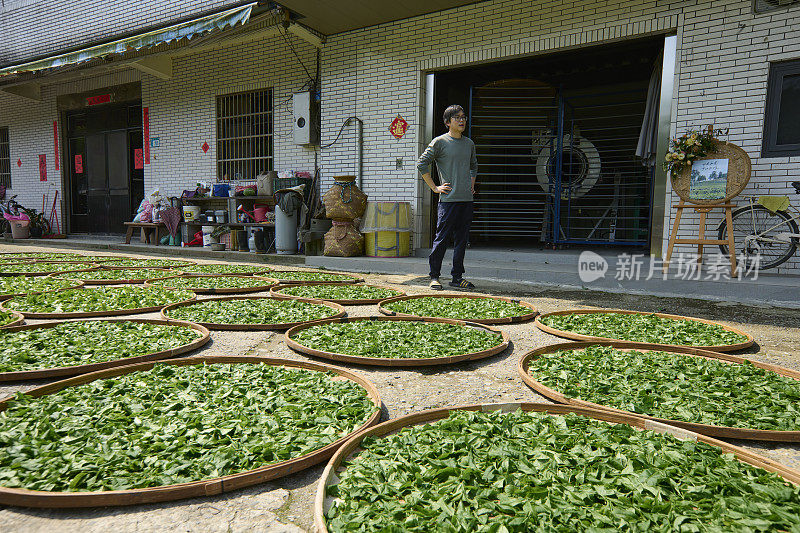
[718,205,798,270]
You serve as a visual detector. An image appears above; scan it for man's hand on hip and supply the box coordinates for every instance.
[435,182,452,195]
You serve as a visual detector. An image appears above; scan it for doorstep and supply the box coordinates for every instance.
[1,236,305,266]
[305,251,800,309]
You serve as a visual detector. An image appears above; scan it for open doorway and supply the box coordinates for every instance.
[432,36,664,251]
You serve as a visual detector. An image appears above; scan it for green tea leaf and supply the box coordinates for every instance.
[279,284,402,301]
[4,286,194,314]
[0,321,202,372]
[327,410,800,532]
[165,297,338,325]
[384,296,531,321]
[540,312,748,346]
[528,345,800,431]
[0,363,376,492]
[293,321,503,359]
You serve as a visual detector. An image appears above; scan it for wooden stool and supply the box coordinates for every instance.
[124,222,166,245]
[663,201,737,277]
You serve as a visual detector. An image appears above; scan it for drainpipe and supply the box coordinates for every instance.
[354,117,363,190]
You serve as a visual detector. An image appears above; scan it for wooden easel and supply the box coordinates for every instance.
[663,200,737,277]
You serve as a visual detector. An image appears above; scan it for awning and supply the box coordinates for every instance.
[0,2,256,77]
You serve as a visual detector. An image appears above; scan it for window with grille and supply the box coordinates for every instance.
[762,59,800,157]
[0,127,10,188]
[216,89,273,181]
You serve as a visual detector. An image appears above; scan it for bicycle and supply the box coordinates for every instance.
[717,181,800,270]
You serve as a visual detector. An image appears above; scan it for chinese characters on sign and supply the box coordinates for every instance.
[142,107,150,164]
[86,94,111,106]
[38,154,47,182]
[74,154,83,174]
[53,121,59,171]
[134,149,144,170]
[389,115,409,139]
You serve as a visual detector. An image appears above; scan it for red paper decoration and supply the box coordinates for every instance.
[389,115,409,139]
[202,142,210,153]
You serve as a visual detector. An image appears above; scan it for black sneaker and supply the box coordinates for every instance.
[449,278,475,289]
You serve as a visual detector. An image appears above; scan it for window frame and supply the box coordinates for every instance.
[762,59,800,158]
[0,127,10,188]
[215,88,274,182]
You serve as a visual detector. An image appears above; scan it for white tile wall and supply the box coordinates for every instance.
[1,0,799,273]
[0,1,242,65]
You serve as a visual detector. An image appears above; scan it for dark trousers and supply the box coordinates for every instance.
[429,201,473,280]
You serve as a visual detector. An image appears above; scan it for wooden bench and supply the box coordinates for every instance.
[124,222,169,245]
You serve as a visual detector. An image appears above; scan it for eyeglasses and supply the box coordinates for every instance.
[452,115,468,122]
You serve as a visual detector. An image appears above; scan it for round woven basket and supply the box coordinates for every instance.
[314,402,800,532]
[160,295,346,331]
[0,310,24,329]
[379,293,538,325]
[0,290,197,319]
[271,282,406,305]
[145,274,278,295]
[29,256,133,264]
[270,271,364,285]
[670,140,751,205]
[0,276,84,297]
[534,309,753,352]
[0,318,210,382]
[518,341,800,442]
[0,263,99,277]
[64,269,177,285]
[0,356,382,508]
[285,316,510,367]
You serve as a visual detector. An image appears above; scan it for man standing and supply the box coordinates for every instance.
[417,104,477,290]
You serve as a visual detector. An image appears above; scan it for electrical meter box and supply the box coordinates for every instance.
[292,91,319,145]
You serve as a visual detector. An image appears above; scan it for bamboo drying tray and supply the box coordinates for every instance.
[103,260,197,270]
[161,295,346,331]
[285,316,510,366]
[534,309,753,352]
[0,289,197,319]
[146,274,279,294]
[30,256,133,264]
[0,263,99,277]
[0,356,382,508]
[179,264,272,276]
[61,269,177,285]
[270,270,364,284]
[0,276,84,297]
[0,310,24,329]
[379,293,538,325]
[314,402,800,532]
[0,318,210,382]
[270,282,406,305]
[518,341,800,442]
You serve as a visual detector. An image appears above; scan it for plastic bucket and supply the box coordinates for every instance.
[10,220,30,239]
[182,205,201,222]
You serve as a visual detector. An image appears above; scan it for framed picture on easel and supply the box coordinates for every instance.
[663,128,753,276]
[689,159,729,201]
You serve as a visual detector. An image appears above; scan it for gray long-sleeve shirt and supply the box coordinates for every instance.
[416,133,478,202]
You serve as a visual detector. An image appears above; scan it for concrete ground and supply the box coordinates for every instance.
[0,245,798,532]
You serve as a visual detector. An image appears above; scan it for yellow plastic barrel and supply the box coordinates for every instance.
[361,202,412,258]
